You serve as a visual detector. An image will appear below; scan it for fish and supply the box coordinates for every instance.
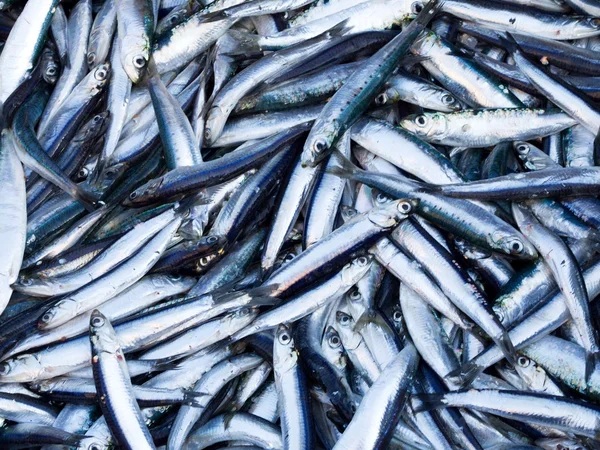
[2,2,600,449]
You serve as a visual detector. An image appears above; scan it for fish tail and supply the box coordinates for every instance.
[414,0,444,26]
[226,29,262,54]
[445,361,484,388]
[497,32,521,55]
[183,390,209,406]
[585,350,600,387]
[496,330,517,367]
[411,393,446,413]
[74,185,99,212]
[325,149,363,180]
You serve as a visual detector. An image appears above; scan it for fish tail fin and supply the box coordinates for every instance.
[183,390,209,406]
[74,185,99,212]
[152,359,184,372]
[496,330,517,367]
[585,350,600,386]
[445,361,484,388]
[226,29,262,54]
[415,0,444,26]
[411,393,446,413]
[325,149,363,180]
[497,32,521,54]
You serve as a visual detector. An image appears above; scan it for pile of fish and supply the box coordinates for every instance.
[5,0,600,448]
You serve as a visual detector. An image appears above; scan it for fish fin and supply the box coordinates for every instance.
[212,285,279,306]
[496,32,521,54]
[585,350,600,387]
[174,194,210,216]
[594,127,600,166]
[410,393,446,413]
[74,185,99,212]
[182,390,210,406]
[322,18,352,38]
[324,149,363,180]
[226,29,262,54]
[445,361,484,387]
[151,358,184,372]
[449,147,469,158]
[399,54,431,68]
[496,330,517,367]
[415,0,444,26]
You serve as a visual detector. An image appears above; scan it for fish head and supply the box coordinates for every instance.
[367,198,417,228]
[491,230,537,259]
[513,141,555,171]
[86,112,111,137]
[124,176,165,207]
[228,306,259,331]
[89,63,111,91]
[38,299,79,330]
[345,286,366,320]
[322,325,347,370]
[578,17,600,37]
[341,256,373,288]
[302,125,337,168]
[273,324,298,374]
[89,310,121,355]
[204,106,227,146]
[400,112,447,141]
[339,205,360,224]
[79,436,110,450]
[41,48,59,85]
[335,311,360,349]
[427,89,462,113]
[120,36,150,83]
[0,354,46,383]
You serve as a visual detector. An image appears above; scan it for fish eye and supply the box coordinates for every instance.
[393,310,402,321]
[517,356,530,367]
[91,315,105,327]
[516,143,529,154]
[415,115,428,127]
[278,331,291,344]
[46,67,56,77]
[0,363,9,375]
[40,312,53,323]
[240,307,250,316]
[398,200,413,214]
[375,93,388,105]
[207,236,219,244]
[312,138,328,154]
[129,191,138,200]
[200,256,211,266]
[104,168,117,179]
[376,192,389,202]
[349,288,361,301]
[95,68,107,80]
[133,55,147,69]
[93,115,102,123]
[357,256,368,266]
[412,1,424,13]
[89,444,102,450]
[79,168,90,179]
[170,14,181,23]
[509,240,524,254]
[284,253,295,262]
[590,18,600,28]
[494,307,505,323]
[87,53,96,65]
[338,313,351,325]
[441,94,455,105]
[328,334,341,348]
[21,278,33,286]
